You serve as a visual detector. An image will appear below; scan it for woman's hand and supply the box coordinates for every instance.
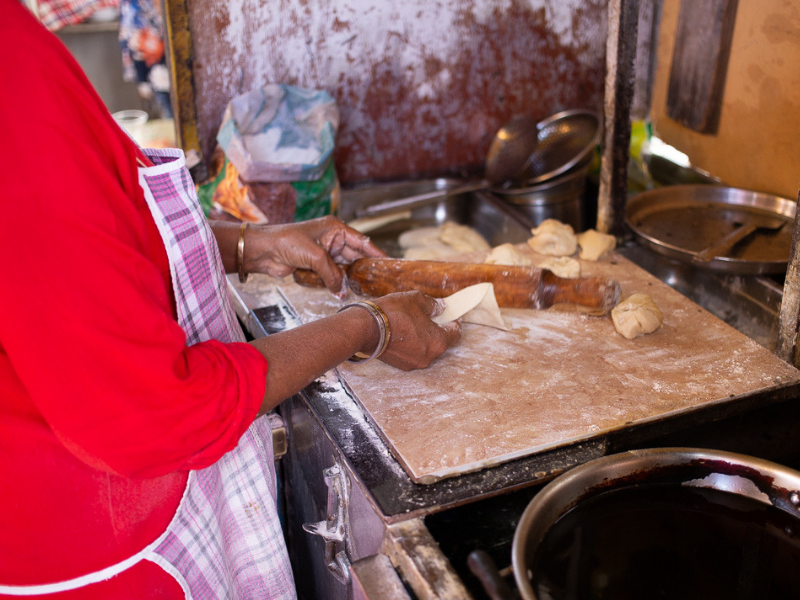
[244,216,385,294]
[251,290,461,411]
[370,291,462,371]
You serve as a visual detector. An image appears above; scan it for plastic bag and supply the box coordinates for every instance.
[216,83,339,183]
[197,147,340,224]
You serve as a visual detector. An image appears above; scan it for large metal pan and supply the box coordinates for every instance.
[512,448,800,600]
[626,185,796,275]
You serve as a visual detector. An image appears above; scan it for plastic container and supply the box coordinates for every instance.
[112,110,148,144]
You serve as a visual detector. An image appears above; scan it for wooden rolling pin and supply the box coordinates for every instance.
[293,258,622,313]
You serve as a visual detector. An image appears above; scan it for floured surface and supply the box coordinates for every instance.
[236,246,800,484]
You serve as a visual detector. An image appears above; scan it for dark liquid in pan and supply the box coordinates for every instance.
[531,485,800,600]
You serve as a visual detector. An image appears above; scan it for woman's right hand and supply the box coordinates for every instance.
[370,291,461,370]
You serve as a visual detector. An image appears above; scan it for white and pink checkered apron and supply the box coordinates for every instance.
[0,148,296,599]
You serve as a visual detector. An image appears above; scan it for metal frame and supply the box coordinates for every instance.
[162,0,207,181]
[597,0,639,238]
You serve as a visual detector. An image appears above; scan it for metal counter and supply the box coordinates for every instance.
[228,184,800,600]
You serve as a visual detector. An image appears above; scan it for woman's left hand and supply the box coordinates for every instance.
[244,216,386,294]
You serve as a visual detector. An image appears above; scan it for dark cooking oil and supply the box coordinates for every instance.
[531,485,800,600]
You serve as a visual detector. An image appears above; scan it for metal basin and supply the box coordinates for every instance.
[340,179,532,256]
[626,185,796,275]
[513,448,800,600]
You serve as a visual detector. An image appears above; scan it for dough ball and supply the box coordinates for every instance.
[611,293,663,339]
[404,241,461,261]
[577,229,616,261]
[527,219,578,256]
[485,243,532,266]
[439,222,491,253]
[538,256,581,278]
[399,226,441,248]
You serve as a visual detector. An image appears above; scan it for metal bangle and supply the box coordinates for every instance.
[237,222,248,283]
[337,300,392,364]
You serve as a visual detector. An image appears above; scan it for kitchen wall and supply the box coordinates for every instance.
[56,23,145,115]
[651,0,800,200]
[184,0,611,184]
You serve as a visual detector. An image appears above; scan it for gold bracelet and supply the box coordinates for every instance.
[337,300,392,364]
[237,222,248,283]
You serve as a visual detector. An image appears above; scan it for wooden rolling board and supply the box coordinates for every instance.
[238,245,800,484]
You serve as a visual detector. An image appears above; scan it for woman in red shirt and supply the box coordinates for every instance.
[0,1,460,597]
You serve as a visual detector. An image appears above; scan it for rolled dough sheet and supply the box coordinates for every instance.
[433,283,509,330]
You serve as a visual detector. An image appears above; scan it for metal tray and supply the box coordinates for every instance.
[340,178,532,257]
[626,185,796,275]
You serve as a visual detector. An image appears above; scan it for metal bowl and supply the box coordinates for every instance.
[512,448,800,600]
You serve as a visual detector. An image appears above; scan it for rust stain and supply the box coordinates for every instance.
[186,0,606,185]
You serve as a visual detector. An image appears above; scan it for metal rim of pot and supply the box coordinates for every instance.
[511,447,800,600]
[491,160,591,201]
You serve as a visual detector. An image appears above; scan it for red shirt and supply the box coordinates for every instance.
[0,1,268,595]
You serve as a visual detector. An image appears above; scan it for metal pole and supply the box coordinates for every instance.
[776,183,800,366]
[597,0,640,237]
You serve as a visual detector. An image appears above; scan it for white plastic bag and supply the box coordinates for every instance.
[216,84,339,183]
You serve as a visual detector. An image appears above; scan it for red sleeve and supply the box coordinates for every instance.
[0,3,267,478]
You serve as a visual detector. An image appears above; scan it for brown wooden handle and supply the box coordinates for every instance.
[467,550,515,600]
[541,269,622,313]
[294,258,621,313]
[292,268,329,288]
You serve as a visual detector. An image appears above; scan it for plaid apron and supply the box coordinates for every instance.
[0,148,295,599]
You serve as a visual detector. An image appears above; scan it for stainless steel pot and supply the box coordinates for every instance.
[512,448,800,600]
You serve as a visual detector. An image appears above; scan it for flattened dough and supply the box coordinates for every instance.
[399,226,441,248]
[402,222,491,260]
[404,241,461,261]
[439,222,491,253]
[538,256,581,278]
[577,229,616,261]
[527,219,578,256]
[432,282,509,330]
[485,243,532,266]
[611,293,663,339]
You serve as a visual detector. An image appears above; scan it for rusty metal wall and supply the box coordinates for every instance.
[185,0,608,184]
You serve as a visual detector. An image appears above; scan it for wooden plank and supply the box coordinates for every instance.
[666,0,740,134]
[263,245,800,485]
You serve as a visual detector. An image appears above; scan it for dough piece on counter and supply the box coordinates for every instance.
[433,282,509,330]
[439,222,491,253]
[404,241,461,261]
[401,222,491,260]
[485,243,532,266]
[611,293,663,339]
[527,219,578,256]
[538,256,581,278]
[577,229,616,261]
[399,226,441,248]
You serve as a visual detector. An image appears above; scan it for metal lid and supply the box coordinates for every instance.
[520,109,601,185]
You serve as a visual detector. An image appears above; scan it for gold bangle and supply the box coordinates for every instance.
[237,222,248,283]
[337,300,392,364]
